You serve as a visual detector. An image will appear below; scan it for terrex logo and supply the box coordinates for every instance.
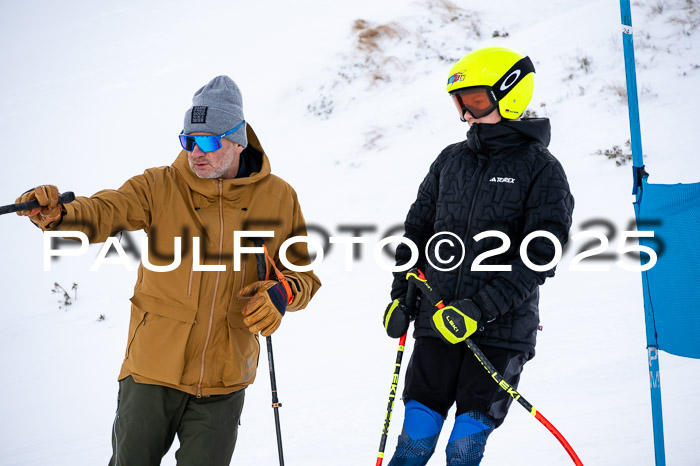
[490,177,515,184]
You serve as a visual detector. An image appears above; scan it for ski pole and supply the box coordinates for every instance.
[376,333,406,466]
[265,333,284,466]
[406,268,584,466]
[252,238,285,466]
[376,280,416,466]
[0,191,75,215]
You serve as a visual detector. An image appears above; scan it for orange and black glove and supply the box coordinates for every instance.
[15,185,64,229]
[238,280,289,336]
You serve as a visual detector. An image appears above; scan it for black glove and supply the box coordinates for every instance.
[383,284,420,338]
[430,299,493,344]
[383,299,413,338]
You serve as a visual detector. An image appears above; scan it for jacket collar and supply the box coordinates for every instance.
[466,118,551,155]
[172,122,272,198]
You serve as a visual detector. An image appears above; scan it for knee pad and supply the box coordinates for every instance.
[404,400,444,439]
[388,400,444,466]
[445,410,495,466]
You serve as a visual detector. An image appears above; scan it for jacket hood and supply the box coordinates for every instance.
[466,118,551,154]
[173,122,271,198]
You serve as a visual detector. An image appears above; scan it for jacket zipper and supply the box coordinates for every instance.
[197,179,224,398]
[454,151,493,293]
[237,257,247,302]
[125,313,147,359]
[187,260,194,297]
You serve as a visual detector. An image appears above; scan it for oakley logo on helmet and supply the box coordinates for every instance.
[499,69,521,92]
[492,56,535,102]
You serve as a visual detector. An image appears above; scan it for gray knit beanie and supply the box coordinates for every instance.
[183,75,247,147]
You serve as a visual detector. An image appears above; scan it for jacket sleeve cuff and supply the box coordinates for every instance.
[282,275,302,305]
[472,291,498,322]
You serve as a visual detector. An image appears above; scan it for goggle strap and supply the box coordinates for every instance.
[491,56,535,102]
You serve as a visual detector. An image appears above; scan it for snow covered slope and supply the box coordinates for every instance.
[1,0,699,464]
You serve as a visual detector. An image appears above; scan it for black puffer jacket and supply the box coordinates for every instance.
[391,118,574,357]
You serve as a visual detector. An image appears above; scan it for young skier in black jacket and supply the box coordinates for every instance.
[383,47,575,466]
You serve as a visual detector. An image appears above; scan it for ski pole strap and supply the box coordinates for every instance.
[262,244,294,305]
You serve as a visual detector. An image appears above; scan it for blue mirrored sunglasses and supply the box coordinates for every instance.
[179,120,245,153]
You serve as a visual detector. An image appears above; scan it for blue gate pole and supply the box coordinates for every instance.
[619,0,645,181]
[621,1,666,464]
[647,345,665,464]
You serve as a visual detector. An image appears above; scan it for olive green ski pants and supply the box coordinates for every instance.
[108,376,245,466]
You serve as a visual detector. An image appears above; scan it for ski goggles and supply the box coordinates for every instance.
[450,86,499,120]
[449,56,535,121]
[179,120,245,153]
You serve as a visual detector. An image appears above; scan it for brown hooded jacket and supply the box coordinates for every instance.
[50,124,321,396]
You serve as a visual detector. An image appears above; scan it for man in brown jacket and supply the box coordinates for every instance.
[16,75,321,465]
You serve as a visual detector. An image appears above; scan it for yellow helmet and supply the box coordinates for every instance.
[446,47,535,120]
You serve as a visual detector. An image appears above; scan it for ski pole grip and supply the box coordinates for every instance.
[58,192,76,204]
[405,276,417,316]
[0,191,75,216]
[406,268,445,309]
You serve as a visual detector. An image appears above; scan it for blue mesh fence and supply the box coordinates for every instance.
[636,178,700,359]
